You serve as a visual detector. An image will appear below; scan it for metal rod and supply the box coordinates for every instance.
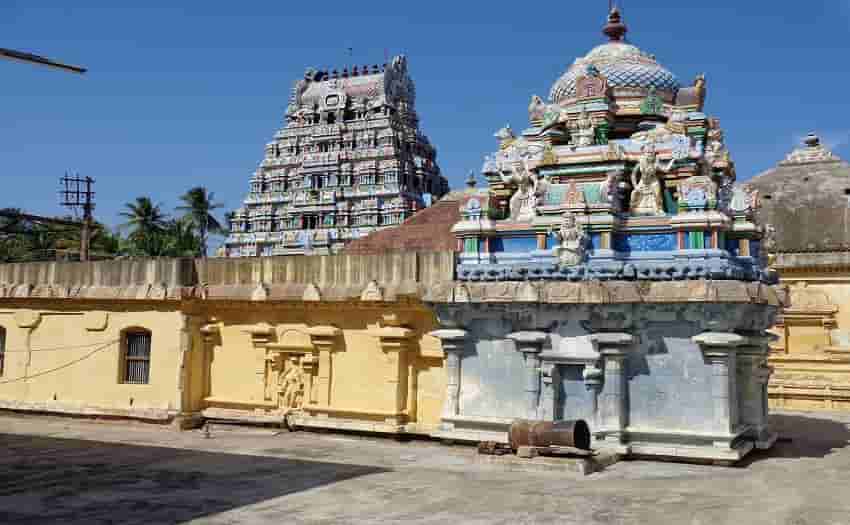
[0,47,86,74]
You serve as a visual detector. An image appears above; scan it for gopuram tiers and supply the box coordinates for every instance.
[453,8,768,283]
[226,55,448,257]
[425,9,783,461]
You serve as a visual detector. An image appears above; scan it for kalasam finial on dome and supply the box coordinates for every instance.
[603,6,628,42]
[804,133,821,148]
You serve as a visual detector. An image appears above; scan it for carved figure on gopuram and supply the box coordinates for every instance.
[551,212,587,267]
[571,109,597,147]
[630,141,674,215]
[499,149,542,222]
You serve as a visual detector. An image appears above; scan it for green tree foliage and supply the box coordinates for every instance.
[0,186,227,262]
[177,187,225,257]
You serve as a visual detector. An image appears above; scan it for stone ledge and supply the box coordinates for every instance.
[425,280,786,306]
[0,399,176,422]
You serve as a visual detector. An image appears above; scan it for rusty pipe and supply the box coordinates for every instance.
[508,419,591,450]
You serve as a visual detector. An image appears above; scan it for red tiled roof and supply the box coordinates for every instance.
[344,195,460,255]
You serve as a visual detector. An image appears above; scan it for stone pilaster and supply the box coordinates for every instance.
[368,326,413,422]
[693,332,744,436]
[199,321,220,402]
[507,331,549,420]
[308,326,341,406]
[429,329,467,418]
[738,334,776,449]
[592,333,633,442]
[242,323,275,401]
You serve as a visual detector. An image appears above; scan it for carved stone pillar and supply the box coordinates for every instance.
[429,329,467,418]
[592,333,633,442]
[308,326,341,407]
[508,331,549,419]
[693,332,744,436]
[368,325,413,423]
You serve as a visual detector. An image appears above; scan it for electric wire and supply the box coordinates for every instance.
[0,339,121,353]
[0,339,119,384]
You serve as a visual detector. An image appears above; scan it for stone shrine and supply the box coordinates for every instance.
[748,134,850,411]
[425,8,784,461]
[226,55,448,257]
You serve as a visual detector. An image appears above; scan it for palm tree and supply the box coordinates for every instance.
[162,218,201,257]
[120,197,168,256]
[177,187,224,257]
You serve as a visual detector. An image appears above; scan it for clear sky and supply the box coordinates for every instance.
[3,1,850,232]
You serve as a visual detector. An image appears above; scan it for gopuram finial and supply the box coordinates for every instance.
[603,6,628,42]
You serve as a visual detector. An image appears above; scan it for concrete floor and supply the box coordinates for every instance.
[0,411,848,524]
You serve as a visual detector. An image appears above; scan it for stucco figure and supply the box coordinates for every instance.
[630,141,674,215]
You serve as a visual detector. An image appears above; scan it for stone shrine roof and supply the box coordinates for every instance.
[748,133,850,254]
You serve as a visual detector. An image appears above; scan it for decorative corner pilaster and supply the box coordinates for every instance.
[429,329,468,419]
[508,331,549,420]
[693,332,745,436]
[591,333,633,441]
[307,325,341,406]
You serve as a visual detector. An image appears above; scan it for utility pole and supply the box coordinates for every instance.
[59,174,95,261]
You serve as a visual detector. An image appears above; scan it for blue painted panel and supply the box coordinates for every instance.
[613,233,677,252]
[725,237,740,256]
[590,233,602,251]
[545,233,557,250]
[750,240,761,259]
[499,236,538,253]
[490,237,504,252]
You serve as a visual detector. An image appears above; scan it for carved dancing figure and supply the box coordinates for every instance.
[500,153,540,222]
[630,142,674,215]
[550,212,588,267]
[279,359,304,410]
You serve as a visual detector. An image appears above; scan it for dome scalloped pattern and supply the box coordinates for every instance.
[549,43,680,104]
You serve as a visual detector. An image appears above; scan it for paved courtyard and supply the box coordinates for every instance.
[0,411,848,524]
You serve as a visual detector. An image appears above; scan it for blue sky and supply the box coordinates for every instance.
[3,1,849,233]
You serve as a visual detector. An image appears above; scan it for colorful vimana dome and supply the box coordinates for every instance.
[453,8,773,283]
[550,9,679,105]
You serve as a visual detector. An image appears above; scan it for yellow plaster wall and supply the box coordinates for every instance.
[200,303,446,429]
[0,305,189,417]
[769,274,850,411]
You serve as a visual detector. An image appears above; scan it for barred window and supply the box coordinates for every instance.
[0,327,5,376]
[123,330,151,384]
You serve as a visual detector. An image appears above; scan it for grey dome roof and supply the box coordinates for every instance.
[747,134,850,254]
[549,42,680,104]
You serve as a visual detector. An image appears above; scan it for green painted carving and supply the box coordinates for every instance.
[640,86,664,115]
[596,121,610,145]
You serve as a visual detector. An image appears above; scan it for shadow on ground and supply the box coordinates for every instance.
[0,433,386,524]
[740,413,850,466]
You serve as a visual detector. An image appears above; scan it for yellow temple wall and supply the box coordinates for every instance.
[768,265,850,411]
[0,303,190,421]
[0,253,454,432]
[197,302,446,433]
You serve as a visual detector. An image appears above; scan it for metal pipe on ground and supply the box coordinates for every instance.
[509,419,591,451]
